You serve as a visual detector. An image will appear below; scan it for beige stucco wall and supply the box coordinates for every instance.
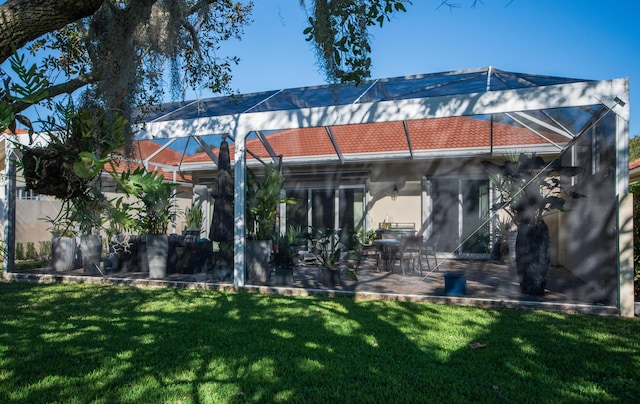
[15,198,63,243]
[368,193,422,232]
[7,191,193,255]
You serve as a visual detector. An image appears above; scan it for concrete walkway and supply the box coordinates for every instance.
[2,255,620,316]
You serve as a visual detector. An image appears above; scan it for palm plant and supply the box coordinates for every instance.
[245,163,295,240]
[116,167,177,235]
[481,153,582,226]
[311,227,344,271]
[184,204,204,232]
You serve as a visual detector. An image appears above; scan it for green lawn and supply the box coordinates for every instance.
[1,282,638,403]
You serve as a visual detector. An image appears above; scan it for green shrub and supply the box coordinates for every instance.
[25,242,37,260]
[39,241,51,260]
[630,183,640,299]
[15,242,25,261]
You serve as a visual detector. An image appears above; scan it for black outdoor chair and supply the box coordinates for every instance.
[356,243,380,272]
[396,235,423,276]
[422,233,439,272]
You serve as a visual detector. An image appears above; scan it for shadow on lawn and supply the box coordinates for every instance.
[0,282,638,402]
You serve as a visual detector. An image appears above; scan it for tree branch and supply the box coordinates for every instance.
[0,0,105,64]
[11,72,97,114]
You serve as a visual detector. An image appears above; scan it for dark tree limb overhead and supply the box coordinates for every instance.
[0,0,105,63]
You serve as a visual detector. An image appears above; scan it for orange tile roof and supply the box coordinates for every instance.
[107,139,192,181]
[2,128,29,135]
[630,157,640,170]
[131,140,185,164]
[180,116,568,164]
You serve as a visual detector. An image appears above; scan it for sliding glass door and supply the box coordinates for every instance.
[286,187,365,249]
[460,180,490,255]
[430,178,490,256]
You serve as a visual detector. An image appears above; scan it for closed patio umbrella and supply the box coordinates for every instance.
[209,137,234,248]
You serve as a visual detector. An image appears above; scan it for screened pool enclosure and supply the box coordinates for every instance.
[134,67,632,315]
[5,67,628,314]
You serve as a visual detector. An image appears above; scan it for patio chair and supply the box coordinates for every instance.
[396,235,423,276]
[422,234,439,272]
[356,243,380,272]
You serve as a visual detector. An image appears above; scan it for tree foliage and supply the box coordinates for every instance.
[0,0,416,129]
[629,135,640,161]
[1,0,253,134]
[302,0,410,84]
[0,1,520,141]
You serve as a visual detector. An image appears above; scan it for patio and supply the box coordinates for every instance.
[3,253,618,316]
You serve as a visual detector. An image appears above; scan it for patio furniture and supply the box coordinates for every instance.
[396,235,424,276]
[375,222,415,240]
[422,234,439,272]
[373,238,400,272]
[356,244,380,271]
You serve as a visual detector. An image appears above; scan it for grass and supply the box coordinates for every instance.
[0,281,639,403]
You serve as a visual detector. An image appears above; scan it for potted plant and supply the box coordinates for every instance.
[273,225,305,285]
[184,203,204,237]
[16,103,127,274]
[311,227,345,287]
[69,186,108,276]
[245,163,295,283]
[45,211,78,272]
[42,176,108,275]
[116,167,177,278]
[489,217,514,265]
[482,153,582,295]
[104,196,139,272]
[180,202,213,274]
[355,228,377,250]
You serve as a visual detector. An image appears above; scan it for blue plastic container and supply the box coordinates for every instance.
[444,272,466,295]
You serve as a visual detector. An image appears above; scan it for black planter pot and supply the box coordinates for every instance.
[246,240,272,284]
[189,240,212,273]
[118,236,138,273]
[515,222,551,296]
[176,238,213,274]
[118,251,136,272]
[147,234,169,279]
[273,266,294,286]
[321,267,341,288]
[80,235,102,276]
[135,235,149,273]
[52,236,77,272]
[107,235,135,273]
[167,234,182,274]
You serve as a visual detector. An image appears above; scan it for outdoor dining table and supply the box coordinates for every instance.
[373,239,401,271]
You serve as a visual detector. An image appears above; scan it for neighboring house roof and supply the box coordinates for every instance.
[131,139,185,165]
[1,128,29,135]
[629,157,640,184]
[179,116,566,166]
[107,139,192,182]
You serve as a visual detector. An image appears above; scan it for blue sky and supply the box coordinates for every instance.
[203,0,640,136]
